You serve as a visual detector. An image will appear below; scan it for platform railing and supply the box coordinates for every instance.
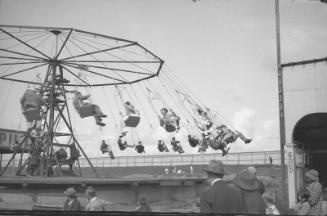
[1,150,281,168]
[78,150,281,167]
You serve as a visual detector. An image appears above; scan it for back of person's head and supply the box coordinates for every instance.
[299,188,310,200]
[139,197,147,205]
[125,101,131,105]
[207,171,224,179]
[247,166,257,176]
[85,186,96,197]
[160,108,168,114]
[263,191,276,204]
[204,160,225,179]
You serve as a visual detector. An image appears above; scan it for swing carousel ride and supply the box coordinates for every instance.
[0,25,252,178]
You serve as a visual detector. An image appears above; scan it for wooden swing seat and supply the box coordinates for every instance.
[124,114,140,127]
[165,124,176,132]
[23,109,42,122]
[78,104,96,118]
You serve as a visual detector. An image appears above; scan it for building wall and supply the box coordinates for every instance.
[283,64,327,207]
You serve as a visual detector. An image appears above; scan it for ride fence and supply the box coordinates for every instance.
[78,150,280,167]
[0,150,280,169]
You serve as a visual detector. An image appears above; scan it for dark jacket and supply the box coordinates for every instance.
[233,187,266,214]
[200,180,244,214]
[63,198,82,211]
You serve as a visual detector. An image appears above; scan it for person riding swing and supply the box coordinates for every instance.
[208,136,230,156]
[119,101,140,138]
[170,137,184,154]
[188,134,200,147]
[100,140,115,159]
[20,87,46,136]
[117,138,135,150]
[135,141,145,154]
[158,139,169,152]
[159,108,180,132]
[196,108,213,131]
[215,124,252,144]
[73,91,107,127]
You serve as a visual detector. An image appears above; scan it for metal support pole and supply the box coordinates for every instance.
[275,0,287,210]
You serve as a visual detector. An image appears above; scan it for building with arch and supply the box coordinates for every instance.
[283,64,327,207]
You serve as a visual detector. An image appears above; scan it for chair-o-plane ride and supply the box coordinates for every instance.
[0,25,252,178]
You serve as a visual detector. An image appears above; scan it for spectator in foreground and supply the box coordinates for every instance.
[263,191,280,215]
[247,166,266,195]
[136,197,152,212]
[305,169,323,215]
[63,187,82,211]
[232,169,266,214]
[200,160,243,214]
[85,186,112,211]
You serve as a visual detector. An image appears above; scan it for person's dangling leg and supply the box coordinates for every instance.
[235,131,252,144]
[119,119,128,138]
[94,116,105,126]
[109,150,115,159]
[93,104,107,118]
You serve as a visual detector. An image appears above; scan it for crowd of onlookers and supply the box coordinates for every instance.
[59,160,326,215]
[199,160,326,215]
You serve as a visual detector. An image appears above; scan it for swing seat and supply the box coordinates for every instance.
[124,115,140,127]
[78,104,96,118]
[23,109,42,122]
[165,124,176,132]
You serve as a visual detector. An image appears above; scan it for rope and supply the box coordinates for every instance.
[130,83,160,142]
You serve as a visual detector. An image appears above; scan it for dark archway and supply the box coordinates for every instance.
[292,112,327,185]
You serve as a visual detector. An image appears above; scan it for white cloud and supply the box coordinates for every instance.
[231,107,256,137]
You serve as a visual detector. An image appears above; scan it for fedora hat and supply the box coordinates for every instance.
[233,170,258,191]
[305,169,319,182]
[203,160,225,175]
[64,187,77,197]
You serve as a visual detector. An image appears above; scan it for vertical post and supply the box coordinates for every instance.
[12,154,15,175]
[237,152,240,167]
[275,0,287,210]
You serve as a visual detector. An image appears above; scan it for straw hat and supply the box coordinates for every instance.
[233,170,259,191]
[305,169,319,182]
[64,187,77,197]
[203,160,225,175]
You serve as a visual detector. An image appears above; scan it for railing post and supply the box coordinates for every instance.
[237,153,240,166]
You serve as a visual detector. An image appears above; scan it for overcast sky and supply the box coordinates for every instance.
[0,0,326,157]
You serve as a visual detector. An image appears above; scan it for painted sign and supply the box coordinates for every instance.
[0,128,31,152]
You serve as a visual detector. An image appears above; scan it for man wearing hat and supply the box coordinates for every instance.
[63,187,82,211]
[247,166,265,195]
[85,186,112,211]
[232,169,266,214]
[200,160,244,214]
[305,169,323,216]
